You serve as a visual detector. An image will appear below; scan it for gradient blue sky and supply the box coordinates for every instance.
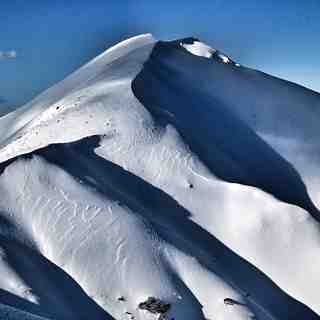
[1,0,319,111]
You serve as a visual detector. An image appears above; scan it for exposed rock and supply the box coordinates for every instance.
[224,298,245,307]
[138,297,171,315]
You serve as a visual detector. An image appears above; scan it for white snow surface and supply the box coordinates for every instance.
[181,41,217,58]
[181,40,240,66]
[0,34,319,319]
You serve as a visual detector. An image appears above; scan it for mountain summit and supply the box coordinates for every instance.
[0,34,319,320]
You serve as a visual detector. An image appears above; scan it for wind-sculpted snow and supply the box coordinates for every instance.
[0,35,319,319]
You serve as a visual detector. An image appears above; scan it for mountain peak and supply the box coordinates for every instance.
[179,37,240,66]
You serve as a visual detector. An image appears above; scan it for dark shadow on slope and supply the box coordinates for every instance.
[132,40,320,221]
[0,299,51,320]
[0,289,47,318]
[25,136,319,320]
[0,236,113,320]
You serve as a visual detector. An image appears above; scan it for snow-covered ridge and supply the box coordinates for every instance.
[0,34,320,320]
[0,34,156,163]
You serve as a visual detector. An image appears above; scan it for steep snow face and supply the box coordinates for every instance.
[134,38,320,211]
[0,34,156,163]
[0,34,320,320]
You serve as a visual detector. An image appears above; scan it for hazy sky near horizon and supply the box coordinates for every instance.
[1,0,319,111]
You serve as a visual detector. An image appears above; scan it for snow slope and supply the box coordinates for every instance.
[0,34,319,319]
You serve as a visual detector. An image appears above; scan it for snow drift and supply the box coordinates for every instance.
[0,34,320,320]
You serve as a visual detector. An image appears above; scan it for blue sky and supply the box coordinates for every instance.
[1,0,320,111]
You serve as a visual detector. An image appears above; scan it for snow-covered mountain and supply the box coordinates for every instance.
[0,34,319,320]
